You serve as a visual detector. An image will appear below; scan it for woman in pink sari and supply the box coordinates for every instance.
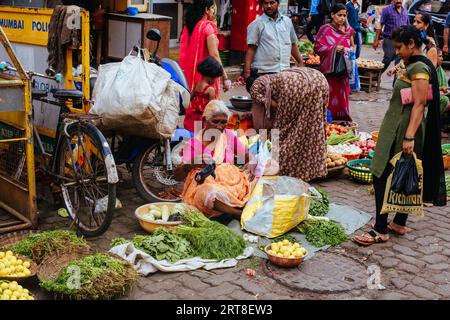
[314,4,355,121]
[179,0,230,95]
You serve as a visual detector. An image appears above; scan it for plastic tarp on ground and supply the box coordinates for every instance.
[230,203,372,260]
[109,244,253,275]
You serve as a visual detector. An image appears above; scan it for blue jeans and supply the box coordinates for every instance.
[354,31,362,59]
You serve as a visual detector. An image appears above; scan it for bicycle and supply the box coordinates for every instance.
[0,62,118,237]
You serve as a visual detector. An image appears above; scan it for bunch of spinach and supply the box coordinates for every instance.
[297,219,348,247]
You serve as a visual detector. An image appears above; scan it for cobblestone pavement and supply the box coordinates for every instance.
[31,46,450,300]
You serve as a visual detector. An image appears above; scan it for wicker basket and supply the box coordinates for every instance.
[346,159,373,184]
[264,245,307,268]
[37,247,94,283]
[0,230,36,250]
[0,254,38,282]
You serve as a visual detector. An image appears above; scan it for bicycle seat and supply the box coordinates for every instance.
[52,89,84,100]
[31,89,48,100]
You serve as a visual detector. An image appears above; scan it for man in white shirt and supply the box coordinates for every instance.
[244,0,303,90]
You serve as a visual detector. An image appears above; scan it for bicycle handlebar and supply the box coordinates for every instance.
[0,61,63,83]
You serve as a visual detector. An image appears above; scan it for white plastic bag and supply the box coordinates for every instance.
[90,52,187,138]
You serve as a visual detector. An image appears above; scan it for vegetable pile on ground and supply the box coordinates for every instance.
[297,40,314,55]
[141,203,183,222]
[267,240,307,259]
[327,130,359,145]
[326,124,349,137]
[112,228,192,263]
[7,230,89,264]
[326,153,348,169]
[40,253,137,300]
[0,280,34,300]
[297,218,348,247]
[0,250,33,278]
[113,205,246,262]
[308,188,330,217]
[173,209,246,260]
[353,139,376,156]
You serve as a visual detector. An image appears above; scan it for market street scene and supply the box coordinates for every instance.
[0,0,450,302]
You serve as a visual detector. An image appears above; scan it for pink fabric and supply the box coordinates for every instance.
[181,129,247,165]
[314,23,353,121]
[179,19,220,95]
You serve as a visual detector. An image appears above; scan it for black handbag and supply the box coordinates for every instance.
[332,51,347,78]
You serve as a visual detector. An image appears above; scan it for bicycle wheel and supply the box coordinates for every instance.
[132,142,184,203]
[56,122,118,237]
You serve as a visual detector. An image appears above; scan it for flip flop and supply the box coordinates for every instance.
[352,230,390,247]
[388,222,406,236]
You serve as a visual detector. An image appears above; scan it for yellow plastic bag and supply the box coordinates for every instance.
[381,152,424,217]
[241,176,314,238]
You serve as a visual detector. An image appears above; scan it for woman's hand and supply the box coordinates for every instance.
[336,45,344,52]
[387,67,397,77]
[440,86,448,94]
[402,139,414,156]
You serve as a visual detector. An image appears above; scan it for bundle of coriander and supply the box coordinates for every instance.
[297,219,348,247]
[40,253,137,300]
[172,209,246,260]
[8,230,89,263]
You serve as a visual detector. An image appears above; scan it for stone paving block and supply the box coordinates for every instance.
[422,254,448,265]
[412,276,440,291]
[433,285,450,298]
[173,287,199,299]
[428,263,449,271]
[376,249,395,258]
[417,244,443,255]
[177,274,210,292]
[390,278,408,290]
[232,278,268,295]
[397,263,420,274]
[396,254,426,269]
[202,283,242,297]
[226,290,258,300]
[415,236,440,246]
[379,257,400,269]
[202,274,240,286]
[379,291,411,300]
[139,291,178,300]
[392,244,420,257]
[403,284,441,300]
[138,279,180,293]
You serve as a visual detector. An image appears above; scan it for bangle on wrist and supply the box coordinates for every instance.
[404,137,414,142]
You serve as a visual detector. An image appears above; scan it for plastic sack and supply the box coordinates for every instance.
[381,152,424,217]
[350,50,360,91]
[240,176,317,238]
[90,52,189,139]
[390,153,419,195]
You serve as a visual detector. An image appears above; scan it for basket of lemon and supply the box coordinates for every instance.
[0,250,37,281]
[265,240,308,268]
[0,280,35,300]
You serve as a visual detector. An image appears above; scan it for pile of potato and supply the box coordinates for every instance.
[357,59,384,69]
[326,153,347,169]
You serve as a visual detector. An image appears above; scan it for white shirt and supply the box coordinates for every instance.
[247,12,297,74]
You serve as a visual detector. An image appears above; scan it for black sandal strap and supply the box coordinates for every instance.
[368,230,378,238]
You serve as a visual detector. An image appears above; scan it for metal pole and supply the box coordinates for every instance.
[148,0,153,14]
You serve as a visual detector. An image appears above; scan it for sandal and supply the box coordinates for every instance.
[352,230,390,247]
[388,222,406,236]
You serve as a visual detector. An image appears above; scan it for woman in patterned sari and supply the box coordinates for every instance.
[179,0,231,95]
[250,67,329,182]
[314,4,355,121]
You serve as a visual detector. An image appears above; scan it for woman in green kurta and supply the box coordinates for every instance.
[353,26,447,246]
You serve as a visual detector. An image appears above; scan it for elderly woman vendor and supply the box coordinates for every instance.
[175,100,275,217]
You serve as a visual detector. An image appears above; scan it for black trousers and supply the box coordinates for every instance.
[373,164,408,234]
[305,14,325,43]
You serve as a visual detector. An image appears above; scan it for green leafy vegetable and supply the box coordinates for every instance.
[297,219,348,247]
[327,130,359,145]
[111,228,192,263]
[273,234,300,244]
[8,230,89,263]
[40,253,137,300]
[173,210,246,260]
[309,188,330,217]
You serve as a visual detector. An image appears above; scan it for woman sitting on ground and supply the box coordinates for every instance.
[175,100,278,217]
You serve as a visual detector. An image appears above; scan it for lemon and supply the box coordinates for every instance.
[23,261,30,269]
[5,251,13,257]
[22,289,29,295]
[282,239,290,245]
[280,246,288,253]
[16,259,23,266]
[293,243,300,249]
[3,289,12,296]
[276,253,284,258]
[1,294,10,300]
[15,265,24,272]
[0,252,4,258]
[10,295,17,300]
[12,291,21,298]
[276,241,283,247]
[24,269,31,276]
[8,283,17,291]
[270,243,278,251]
[0,282,8,290]
[27,296,34,300]
[283,252,290,258]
